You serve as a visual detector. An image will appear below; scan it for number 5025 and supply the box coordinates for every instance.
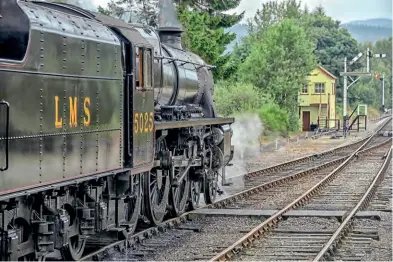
[134,112,154,134]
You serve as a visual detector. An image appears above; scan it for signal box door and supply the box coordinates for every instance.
[302,111,310,131]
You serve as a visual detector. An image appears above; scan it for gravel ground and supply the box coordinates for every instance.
[239,217,340,261]
[362,213,392,261]
[108,216,263,261]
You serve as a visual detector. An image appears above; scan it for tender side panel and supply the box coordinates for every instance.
[0,2,123,194]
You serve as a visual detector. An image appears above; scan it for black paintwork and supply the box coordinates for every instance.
[0,1,122,193]
[0,1,235,260]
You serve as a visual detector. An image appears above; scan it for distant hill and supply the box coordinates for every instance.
[344,18,392,28]
[341,18,392,43]
[224,23,248,53]
[224,18,392,53]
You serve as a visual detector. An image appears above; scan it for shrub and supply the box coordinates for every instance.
[258,103,289,136]
[214,81,266,116]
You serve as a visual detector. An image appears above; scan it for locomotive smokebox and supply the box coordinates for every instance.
[157,0,183,49]
[157,26,183,50]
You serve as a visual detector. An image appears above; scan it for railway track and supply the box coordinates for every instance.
[79,117,391,261]
[333,163,392,261]
[222,142,391,261]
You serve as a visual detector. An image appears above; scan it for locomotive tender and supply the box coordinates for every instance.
[0,0,234,260]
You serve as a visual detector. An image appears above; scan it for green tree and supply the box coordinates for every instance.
[178,0,244,79]
[248,0,303,39]
[238,18,316,130]
[177,8,239,79]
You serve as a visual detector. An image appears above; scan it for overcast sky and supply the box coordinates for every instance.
[91,0,392,23]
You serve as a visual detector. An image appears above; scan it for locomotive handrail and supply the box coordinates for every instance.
[0,100,9,171]
[154,55,216,70]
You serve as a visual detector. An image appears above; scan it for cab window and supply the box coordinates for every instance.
[135,47,143,88]
[135,47,153,89]
[144,49,152,88]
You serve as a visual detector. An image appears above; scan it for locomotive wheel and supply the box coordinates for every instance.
[188,179,201,210]
[203,169,219,204]
[143,169,170,225]
[169,166,190,217]
[122,174,142,235]
[61,206,86,261]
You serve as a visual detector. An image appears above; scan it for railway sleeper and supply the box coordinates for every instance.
[189,208,381,222]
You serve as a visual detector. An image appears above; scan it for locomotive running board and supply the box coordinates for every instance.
[155,117,235,130]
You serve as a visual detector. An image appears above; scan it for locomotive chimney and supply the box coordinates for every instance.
[157,0,183,50]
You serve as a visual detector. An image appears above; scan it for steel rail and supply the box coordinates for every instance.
[80,117,391,261]
[209,121,391,262]
[313,145,392,261]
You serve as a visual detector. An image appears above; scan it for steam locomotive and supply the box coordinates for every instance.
[0,0,234,260]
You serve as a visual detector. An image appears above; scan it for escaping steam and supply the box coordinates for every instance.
[226,113,264,178]
[158,0,182,29]
[216,113,263,199]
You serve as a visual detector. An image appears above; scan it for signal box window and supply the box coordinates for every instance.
[314,83,325,94]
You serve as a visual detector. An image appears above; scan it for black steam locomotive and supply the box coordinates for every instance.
[0,0,234,260]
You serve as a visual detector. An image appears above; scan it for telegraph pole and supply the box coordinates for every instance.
[382,74,385,111]
[343,57,347,120]
[340,51,371,137]
[374,53,387,112]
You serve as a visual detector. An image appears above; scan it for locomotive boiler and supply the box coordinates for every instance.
[0,0,234,260]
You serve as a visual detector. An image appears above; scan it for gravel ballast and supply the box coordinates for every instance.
[108,216,263,261]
